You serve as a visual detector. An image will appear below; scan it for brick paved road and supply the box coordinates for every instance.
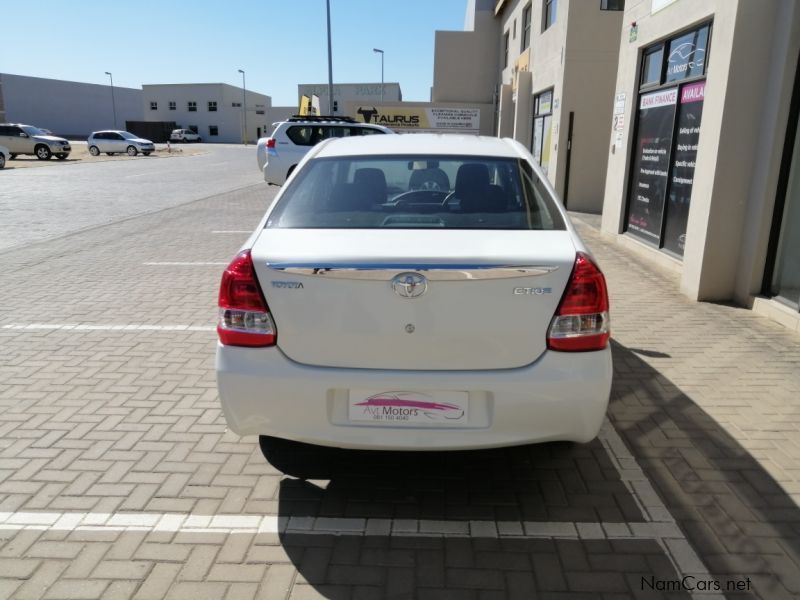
[0,182,797,598]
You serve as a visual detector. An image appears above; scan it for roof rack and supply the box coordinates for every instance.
[287,115,357,123]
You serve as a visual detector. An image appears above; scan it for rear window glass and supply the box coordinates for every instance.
[266,155,565,230]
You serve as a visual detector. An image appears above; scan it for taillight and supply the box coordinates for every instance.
[547,252,610,352]
[266,138,276,149]
[217,250,276,347]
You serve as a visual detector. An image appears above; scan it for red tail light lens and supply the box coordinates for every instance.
[547,252,610,352]
[266,138,276,149]
[217,250,276,347]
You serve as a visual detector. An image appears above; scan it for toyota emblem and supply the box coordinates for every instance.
[392,272,427,298]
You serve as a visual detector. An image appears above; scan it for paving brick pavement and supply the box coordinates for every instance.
[0,187,796,598]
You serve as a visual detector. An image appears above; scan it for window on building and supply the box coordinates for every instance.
[503,32,510,68]
[600,0,624,10]
[256,110,265,115]
[149,101,157,110]
[188,101,197,112]
[208,101,218,112]
[543,0,557,31]
[512,18,516,39]
[232,102,242,107]
[168,101,176,110]
[624,22,712,256]
[640,47,664,87]
[521,4,532,51]
[209,126,219,136]
[531,89,554,176]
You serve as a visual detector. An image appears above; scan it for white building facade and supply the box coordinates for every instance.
[142,84,272,143]
[298,83,402,116]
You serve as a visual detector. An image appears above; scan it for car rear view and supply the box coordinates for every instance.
[217,135,611,451]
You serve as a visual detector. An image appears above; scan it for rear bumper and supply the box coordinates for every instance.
[216,344,612,450]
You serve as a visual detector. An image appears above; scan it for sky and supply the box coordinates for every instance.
[1,0,468,106]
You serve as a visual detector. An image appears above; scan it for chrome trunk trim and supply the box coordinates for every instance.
[265,263,559,281]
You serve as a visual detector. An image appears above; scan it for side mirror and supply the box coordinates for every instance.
[19,132,28,138]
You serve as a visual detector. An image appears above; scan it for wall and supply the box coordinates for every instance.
[0,73,142,138]
[432,1,499,105]
[559,1,624,212]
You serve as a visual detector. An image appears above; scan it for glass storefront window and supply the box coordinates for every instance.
[665,25,710,82]
[531,89,554,176]
[625,22,711,255]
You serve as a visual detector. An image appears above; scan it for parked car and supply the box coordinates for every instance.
[216,134,612,455]
[0,144,9,169]
[87,131,155,156]
[0,123,71,160]
[256,116,393,186]
[170,129,202,143]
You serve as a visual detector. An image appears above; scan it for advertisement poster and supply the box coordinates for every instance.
[662,81,705,255]
[354,106,480,133]
[626,88,678,243]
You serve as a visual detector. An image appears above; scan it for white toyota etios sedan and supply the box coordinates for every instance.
[216,134,612,451]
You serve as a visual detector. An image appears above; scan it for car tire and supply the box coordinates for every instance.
[0,153,5,169]
[35,145,52,160]
[9,153,17,159]
[89,146,100,156]
[142,151,151,156]
[56,154,68,160]
[126,145,138,157]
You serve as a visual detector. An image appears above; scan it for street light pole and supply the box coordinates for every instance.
[104,71,117,129]
[326,0,334,114]
[373,48,384,103]
[237,69,247,145]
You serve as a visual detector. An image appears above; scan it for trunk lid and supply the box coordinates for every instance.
[251,229,576,370]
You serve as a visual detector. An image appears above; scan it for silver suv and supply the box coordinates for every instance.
[0,123,72,160]
[256,116,392,185]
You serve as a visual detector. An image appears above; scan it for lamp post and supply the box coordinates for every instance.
[104,71,117,129]
[326,0,334,114]
[237,69,247,145]
[372,48,384,103]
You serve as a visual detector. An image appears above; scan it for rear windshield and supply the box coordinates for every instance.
[266,155,565,230]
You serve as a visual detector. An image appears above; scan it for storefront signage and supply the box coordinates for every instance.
[662,81,706,255]
[614,93,626,115]
[354,106,480,133]
[666,26,710,82]
[626,88,679,243]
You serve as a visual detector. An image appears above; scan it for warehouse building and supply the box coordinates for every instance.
[0,73,142,138]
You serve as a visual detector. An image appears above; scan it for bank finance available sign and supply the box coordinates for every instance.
[355,106,480,133]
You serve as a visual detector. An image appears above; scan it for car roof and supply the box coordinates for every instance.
[312,134,521,158]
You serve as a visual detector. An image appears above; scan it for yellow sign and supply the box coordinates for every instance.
[298,95,311,115]
[354,106,480,132]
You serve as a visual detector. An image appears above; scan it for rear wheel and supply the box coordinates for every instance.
[126,145,138,156]
[56,153,68,160]
[89,145,100,156]
[35,145,52,160]
[0,153,5,169]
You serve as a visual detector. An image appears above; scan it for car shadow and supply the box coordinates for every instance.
[262,341,800,597]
